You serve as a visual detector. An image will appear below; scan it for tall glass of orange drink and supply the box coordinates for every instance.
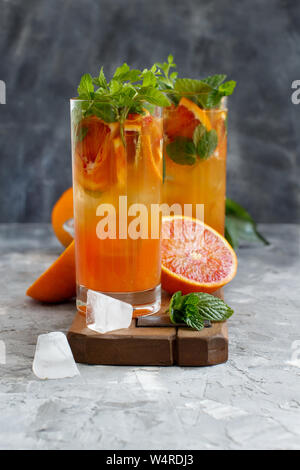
[70,98,163,317]
[162,95,227,235]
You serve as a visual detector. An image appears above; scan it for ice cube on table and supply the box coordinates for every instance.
[86,290,133,334]
[33,332,80,380]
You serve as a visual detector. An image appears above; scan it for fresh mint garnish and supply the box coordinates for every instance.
[77,73,95,100]
[154,59,236,111]
[225,198,269,249]
[169,291,234,331]
[155,54,178,90]
[75,61,172,126]
[202,74,227,88]
[174,78,212,95]
[174,75,236,109]
[92,102,118,123]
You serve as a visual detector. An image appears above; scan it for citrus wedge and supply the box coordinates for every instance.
[75,116,119,192]
[123,114,162,181]
[141,134,162,182]
[124,122,142,133]
[164,97,211,140]
[51,187,73,247]
[161,216,237,294]
[26,241,76,303]
[179,97,212,131]
[113,136,127,186]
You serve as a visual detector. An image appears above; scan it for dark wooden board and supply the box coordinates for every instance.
[67,288,228,367]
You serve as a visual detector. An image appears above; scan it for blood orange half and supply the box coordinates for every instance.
[161,216,237,294]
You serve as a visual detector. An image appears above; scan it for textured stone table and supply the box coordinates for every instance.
[0,223,299,450]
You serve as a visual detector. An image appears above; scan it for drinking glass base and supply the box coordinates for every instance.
[76,284,161,318]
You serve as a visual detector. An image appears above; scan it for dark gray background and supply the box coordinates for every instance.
[0,0,299,223]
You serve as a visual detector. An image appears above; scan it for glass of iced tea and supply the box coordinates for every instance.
[70,99,163,317]
[162,95,228,235]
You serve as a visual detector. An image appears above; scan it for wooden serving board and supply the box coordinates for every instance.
[67,289,228,367]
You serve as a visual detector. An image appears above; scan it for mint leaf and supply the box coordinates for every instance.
[202,74,227,88]
[166,138,197,165]
[155,56,177,89]
[166,126,218,165]
[142,70,157,87]
[168,291,234,331]
[219,80,236,96]
[94,66,108,89]
[113,63,141,83]
[174,75,236,109]
[193,124,206,147]
[174,78,213,95]
[91,102,117,122]
[169,291,185,324]
[225,198,269,249]
[124,69,141,83]
[196,128,218,159]
[198,89,223,109]
[185,314,205,331]
[168,291,233,331]
[113,63,130,80]
[186,293,234,322]
[77,73,94,99]
[184,293,200,307]
[109,79,122,95]
[170,291,184,311]
[138,87,170,107]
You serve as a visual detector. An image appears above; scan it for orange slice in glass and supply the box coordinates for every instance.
[141,134,162,182]
[75,116,119,191]
[113,136,127,186]
[164,97,211,140]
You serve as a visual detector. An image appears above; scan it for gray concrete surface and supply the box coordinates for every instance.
[0,223,299,450]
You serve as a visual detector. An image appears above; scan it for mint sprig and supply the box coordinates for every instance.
[169,291,234,331]
[174,75,236,109]
[75,62,172,126]
[155,54,178,90]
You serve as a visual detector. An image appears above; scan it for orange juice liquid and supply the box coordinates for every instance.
[73,183,161,293]
[162,107,227,235]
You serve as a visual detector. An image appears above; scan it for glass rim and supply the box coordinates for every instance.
[70,97,227,111]
[70,98,162,105]
[165,94,228,111]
